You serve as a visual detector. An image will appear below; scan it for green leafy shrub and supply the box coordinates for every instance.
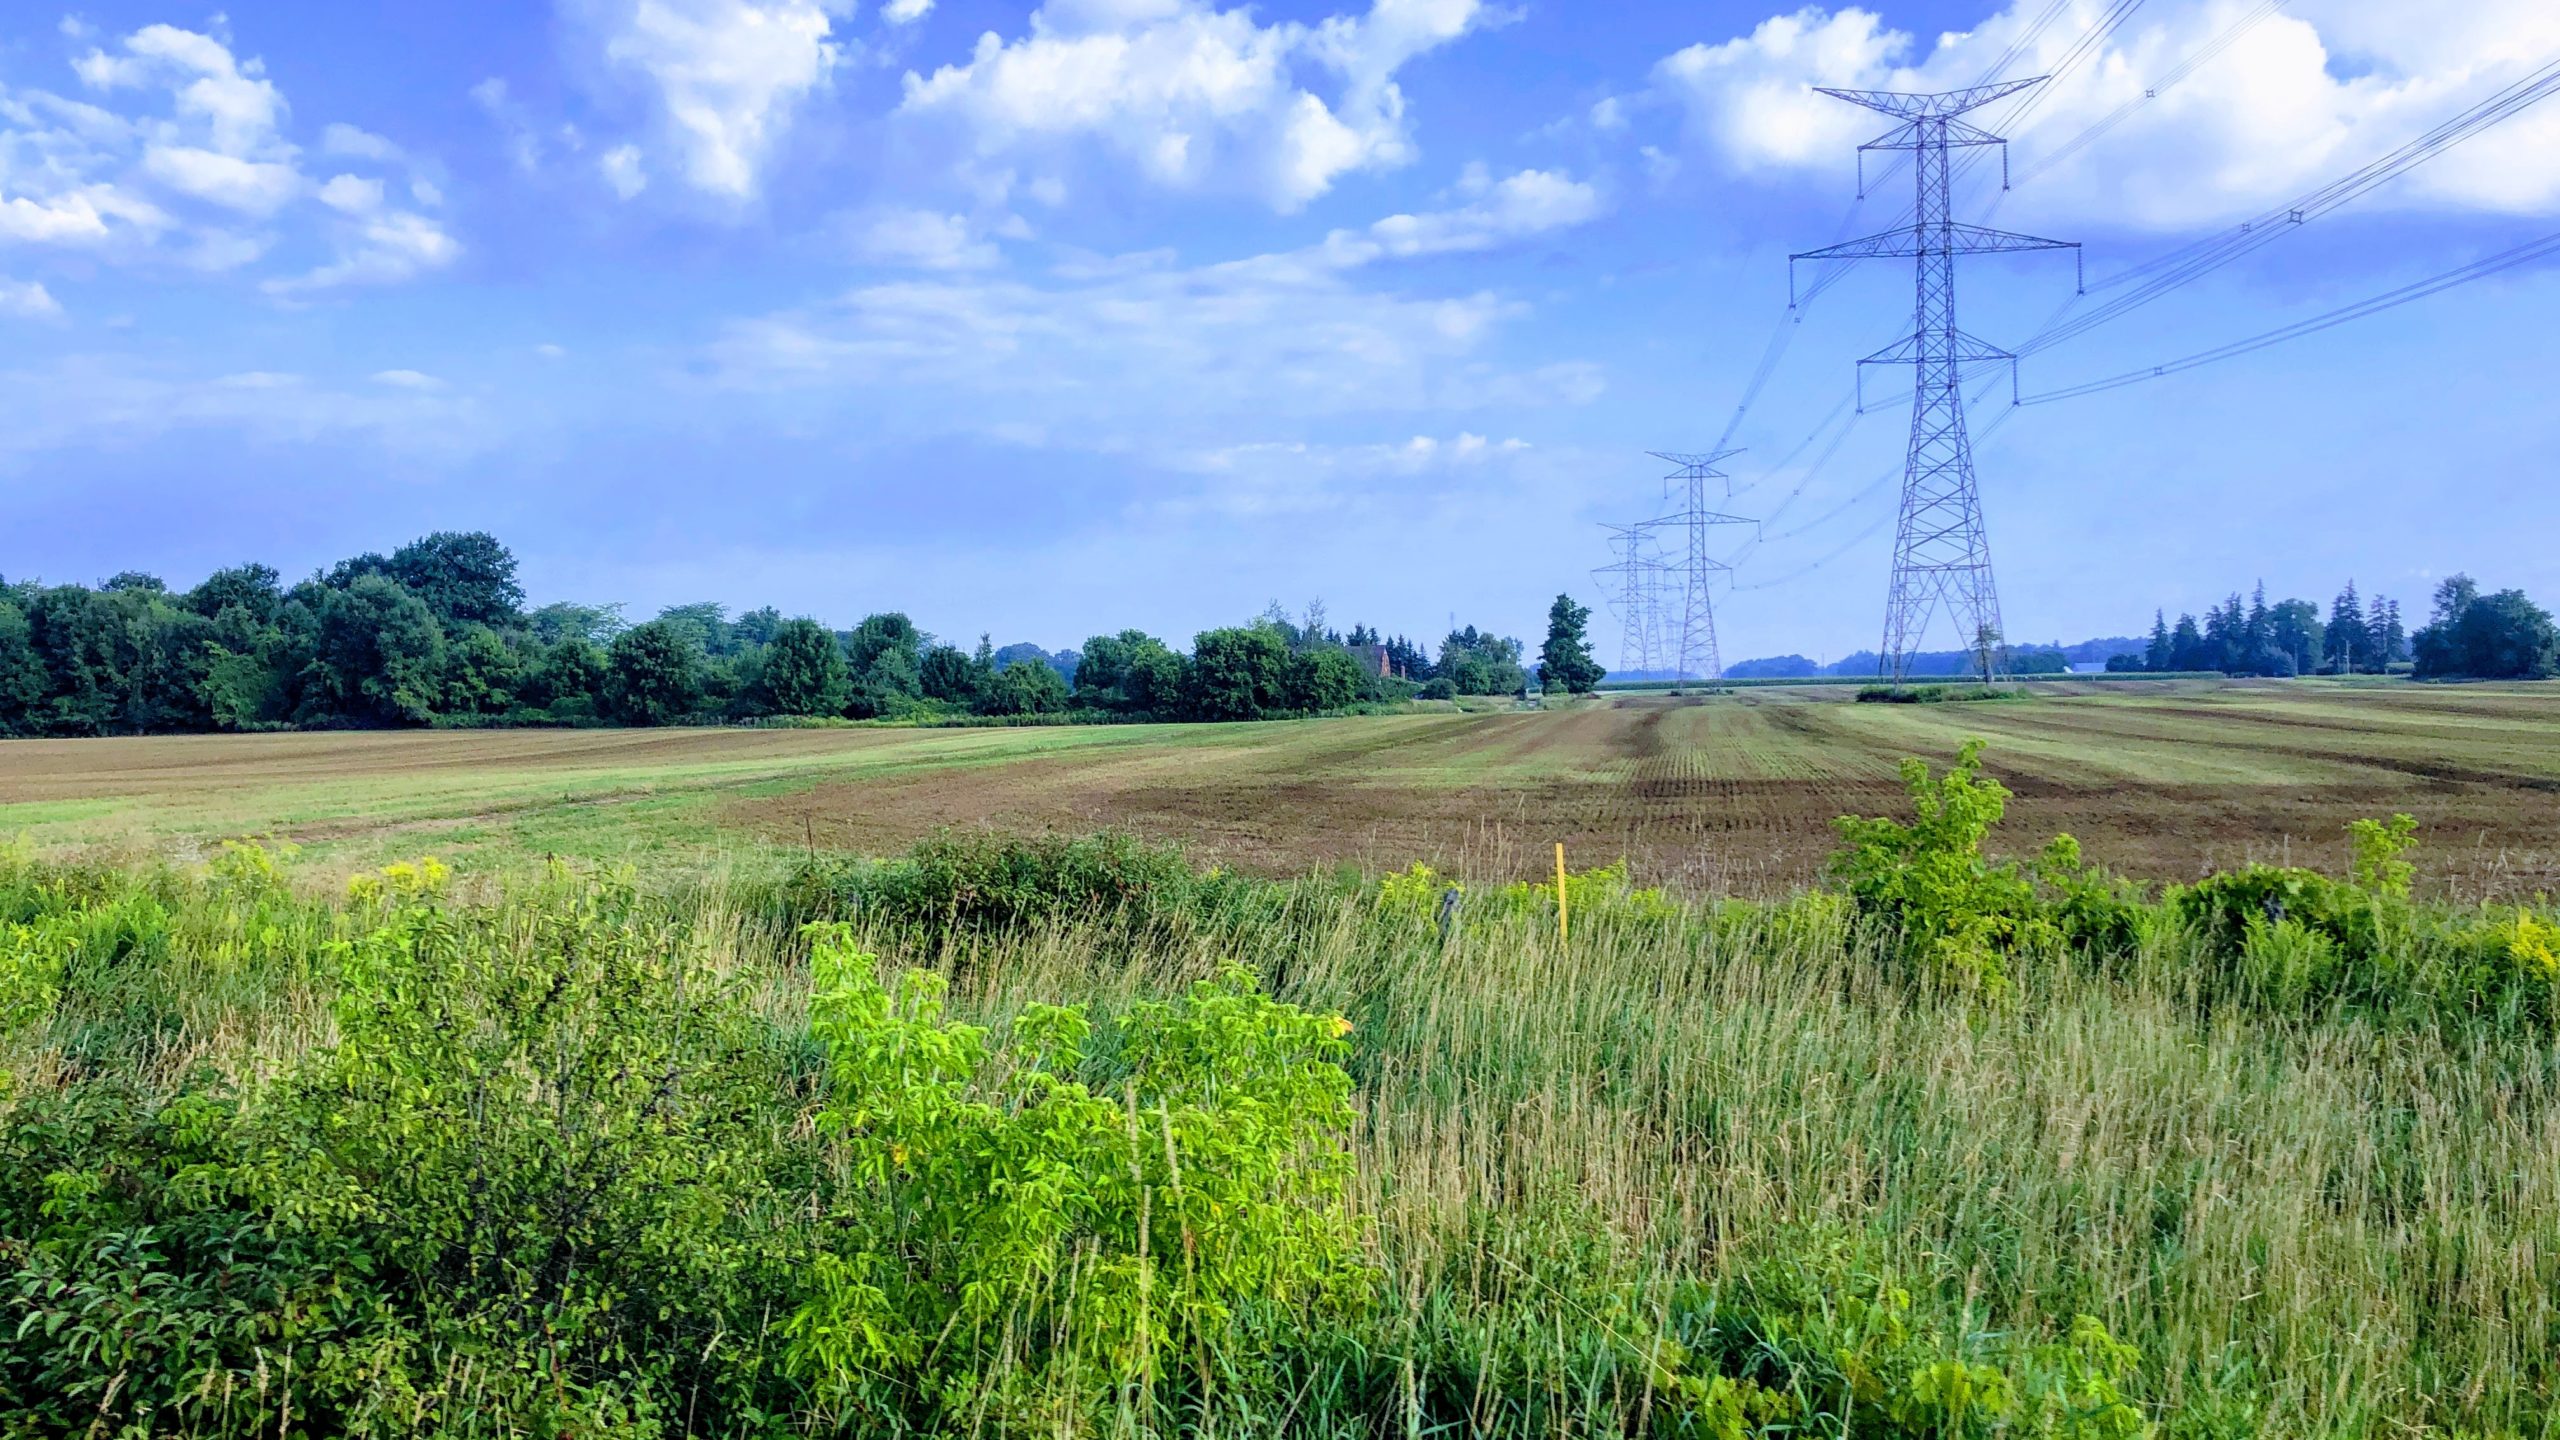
[0,915,72,1037]
[2,856,826,1433]
[1855,684,2027,704]
[786,926,1367,1432]
[1678,1244,2151,1440]
[266,861,822,1418]
[1377,859,1681,934]
[2170,816,2559,1028]
[1829,741,2144,993]
[1376,860,1460,920]
[786,830,1277,950]
[1495,858,1684,929]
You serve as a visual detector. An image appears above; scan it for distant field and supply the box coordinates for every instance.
[7,678,2560,896]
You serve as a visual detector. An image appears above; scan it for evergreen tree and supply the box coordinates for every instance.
[2365,595,2406,669]
[2326,582,2365,674]
[2144,610,2172,672]
[2168,614,2206,671]
[1537,593,1606,694]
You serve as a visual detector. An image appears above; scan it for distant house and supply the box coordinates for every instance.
[1344,642,1393,678]
[2068,661,2109,676]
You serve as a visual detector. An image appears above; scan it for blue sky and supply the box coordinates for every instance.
[4,0,2556,662]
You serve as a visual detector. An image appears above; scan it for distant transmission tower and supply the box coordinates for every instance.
[1790,80,2080,683]
[1593,522,1672,675]
[1644,450,1753,685]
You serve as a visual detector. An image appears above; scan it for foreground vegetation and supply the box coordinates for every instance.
[4,745,2555,1437]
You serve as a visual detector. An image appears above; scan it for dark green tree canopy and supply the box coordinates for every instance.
[186,564,285,622]
[759,618,852,717]
[981,655,1070,715]
[0,526,1864,735]
[1190,626,1294,721]
[2414,575,2559,680]
[308,575,446,727]
[1537,593,1605,695]
[606,620,706,726]
[382,532,526,628]
[1439,626,1528,696]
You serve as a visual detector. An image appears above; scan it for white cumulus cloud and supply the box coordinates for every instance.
[845,206,1002,268]
[1,20,454,293]
[0,278,62,318]
[602,143,651,198]
[1649,0,2560,228]
[898,0,1498,212]
[142,145,303,214]
[1322,167,1603,263]
[586,0,854,198]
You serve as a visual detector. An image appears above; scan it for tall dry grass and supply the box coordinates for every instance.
[3,846,2554,1436]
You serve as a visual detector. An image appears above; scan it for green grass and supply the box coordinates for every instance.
[3,821,2555,1436]
[12,681,2560,901]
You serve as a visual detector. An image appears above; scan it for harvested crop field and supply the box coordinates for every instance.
[7,679,2560,896]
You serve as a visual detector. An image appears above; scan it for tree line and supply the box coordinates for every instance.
[2105,576,2556,680]
[0,533,1565,736]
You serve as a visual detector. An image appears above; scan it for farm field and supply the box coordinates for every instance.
[6,677,2559,895]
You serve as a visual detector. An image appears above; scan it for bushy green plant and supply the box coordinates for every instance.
[788,830,1275,951]
[1829,743,2149,994]
[1679,1244,2151,1440]
[0,915,71,1037]
[1375,860,1459,922]
[787,927,1366,1431]
[2,855,825,1433]
[1495,858,1683,929]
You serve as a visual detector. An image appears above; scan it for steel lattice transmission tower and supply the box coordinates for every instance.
[1791,80,2080,683]
[1644,450,1753,685]
[1592,522,1672,676]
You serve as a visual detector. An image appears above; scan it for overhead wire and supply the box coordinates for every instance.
[1729,402,2022,593]
[1702,0,2266,594]
[2020,223,2560,403]
[1712,19,2560,610]
[2021,54,2560,353]
[2003,0,2288,193]
[1709,0,2109,453]
[1726,1,2114,502]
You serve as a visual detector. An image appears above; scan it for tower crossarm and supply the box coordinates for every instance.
[1860,329,2016,366]
[1857,118,2010,153]
[1646,448,1744,474]
[1814,78,2042,119]
[1637,509,1754,530]
[1793,223,2080,263]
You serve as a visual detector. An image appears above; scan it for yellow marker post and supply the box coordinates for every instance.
[1555,842,1569,943]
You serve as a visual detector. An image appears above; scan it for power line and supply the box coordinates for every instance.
[2022,54,2560,354]
[1730,407,2021,594]
[2004,0,2288,192]
[2020,224,2560,403]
